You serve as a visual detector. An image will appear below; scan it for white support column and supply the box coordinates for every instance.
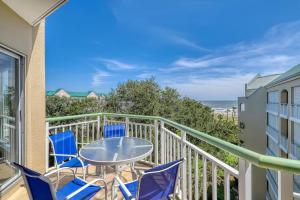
[125,117,129,137]
[45,122,49,172]
[278,170,293,200]
[238,158,252,200]
[160,121,165,164]
[181,130,187,200]
[154,120,159,165]
[96,116,100,140]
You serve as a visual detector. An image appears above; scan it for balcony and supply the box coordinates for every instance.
[279,134,288,153]
[6,112,300,199]
[266,125,279,143]
[266,103,279,115]
[291,104,300,123]
[279,103,289,118]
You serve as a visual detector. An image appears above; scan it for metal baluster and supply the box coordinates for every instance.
[173,135,176,162]
[224,171,230,200]
[188,147,192,200]
[170,135,173,161]
[87,122,90,144]
[166,132,169,162]
[194,152,199,200]
[81,123,84,147]
[76,125,78,147]
[212,163,217,200]
[149,126,153,162]
[92,122,95,142]
[202,157,207,200]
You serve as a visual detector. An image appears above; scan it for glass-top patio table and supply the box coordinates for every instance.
[79,137,153,171]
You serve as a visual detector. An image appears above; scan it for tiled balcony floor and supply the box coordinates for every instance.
[7,162,152,200]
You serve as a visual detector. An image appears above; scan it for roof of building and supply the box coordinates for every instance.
[247,73,281,90]
[267,64,300,87]
[46,89,106,97]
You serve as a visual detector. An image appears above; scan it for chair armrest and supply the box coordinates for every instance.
[114,176,133,199]
[64,178,107,200]
[44,167,75,178]
[50,153,77,158]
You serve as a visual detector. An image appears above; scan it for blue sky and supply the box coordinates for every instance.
[46,0,300,100]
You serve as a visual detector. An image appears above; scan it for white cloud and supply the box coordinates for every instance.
[166,73,255,100]
[97,58,136,70]
[136,73,154,79]
[169,20,300,73]
[151,26,209,52]
[92,70,111,87]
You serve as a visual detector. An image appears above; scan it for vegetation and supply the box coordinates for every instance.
[46,78,240,199]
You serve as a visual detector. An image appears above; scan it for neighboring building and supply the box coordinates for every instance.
[46,88,106,100]
[265,64,300,200]
[238,73,280,200]
[0,0,67,199]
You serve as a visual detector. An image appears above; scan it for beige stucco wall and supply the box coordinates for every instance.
[0,1,46,199]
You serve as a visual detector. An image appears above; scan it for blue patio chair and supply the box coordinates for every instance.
[103,124,126,138]
[114,159,184,200]
[49,130,89,179]
[12,162,107,200]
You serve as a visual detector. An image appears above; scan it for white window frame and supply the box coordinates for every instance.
[0,46,24,192]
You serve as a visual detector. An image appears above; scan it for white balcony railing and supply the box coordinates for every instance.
[280,103,289,118]
[46,114,239,200]
[266,125,279,143]
[280,134,288,153]
[291,104,300,122]
[45,113,300,199]
[266,103,279,114]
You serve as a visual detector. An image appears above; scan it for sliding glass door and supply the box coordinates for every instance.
[0,47,23,190]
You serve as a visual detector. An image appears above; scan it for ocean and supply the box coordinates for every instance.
[200,100,238,113]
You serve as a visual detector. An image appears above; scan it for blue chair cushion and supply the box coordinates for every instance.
[60,157,89,168]
[119,180,139,200]
[56,178,101,200]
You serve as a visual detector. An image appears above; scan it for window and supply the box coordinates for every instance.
[268,91,279,103]
[0,47,24,191]
[240,103,245,112]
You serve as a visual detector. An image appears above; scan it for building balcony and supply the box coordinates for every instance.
[266,103,279,115]
[266,125,279,143]
[279,134,288,153]
[4,112,300,199]
[279,103,289,118]
[291,104,300,123]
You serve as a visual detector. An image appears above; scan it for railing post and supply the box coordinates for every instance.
[45,122,49,172]
[125,117,129,137]
[97,115,101,140]
[238,158,252,200]
[278,171,293,200]
[160,121,165,164]
[103,115,107,125]
[181,130,187,200]
[154,120,159,165]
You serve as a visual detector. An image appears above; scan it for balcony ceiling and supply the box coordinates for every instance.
[2,0,67,26]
